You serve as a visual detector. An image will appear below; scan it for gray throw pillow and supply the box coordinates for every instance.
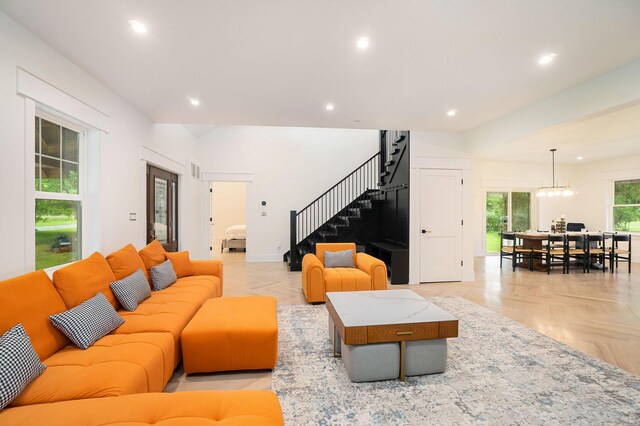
[110,269,151,311]
[150,259,177,291]
[0,323,47,409]
[49,293,124,350]
[324,249,355,268]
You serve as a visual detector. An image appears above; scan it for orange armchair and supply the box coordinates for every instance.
[301,243,387,303]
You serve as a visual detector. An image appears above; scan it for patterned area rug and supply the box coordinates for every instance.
[272,297,640,425]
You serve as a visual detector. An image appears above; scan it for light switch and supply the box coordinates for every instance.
[129,213,137,221]
[261,212,267,216]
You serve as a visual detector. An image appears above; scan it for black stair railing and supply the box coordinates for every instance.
[289,152,381,266]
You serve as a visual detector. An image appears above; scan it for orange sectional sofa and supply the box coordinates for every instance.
[0,242,284,425]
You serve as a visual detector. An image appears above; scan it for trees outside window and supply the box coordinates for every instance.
[613,179,640,232]
[485,191,532,253]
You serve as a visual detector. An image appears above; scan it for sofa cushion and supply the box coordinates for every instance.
[324,249,355,268]
[0,324,47,409]
[110,269,151,311]
[10,332,174,407]
[165,251,193,278]
[49,293,124,350]
[114,297,200,344]
[106,244,148,282]
[173,275,222,298]
[0,390,285,425]
[52,252,119,309]
[324,267,372,293]
[150,259,177,291]
[138,240,167,278]
[0,270,69,360]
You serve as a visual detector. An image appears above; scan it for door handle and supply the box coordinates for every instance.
[421,229,432,234]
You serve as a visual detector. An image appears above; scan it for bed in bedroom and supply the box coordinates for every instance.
[221,224,246,252]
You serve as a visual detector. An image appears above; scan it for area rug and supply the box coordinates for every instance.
[272,297,640,425]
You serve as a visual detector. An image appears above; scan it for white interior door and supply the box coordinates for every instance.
[419,169,463,282]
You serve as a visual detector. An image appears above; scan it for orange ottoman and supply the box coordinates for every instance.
[181,296,278,374]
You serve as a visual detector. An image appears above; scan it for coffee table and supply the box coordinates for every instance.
[326,289,458,382]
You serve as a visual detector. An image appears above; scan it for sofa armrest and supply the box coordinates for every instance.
[190,260,224,295]
[356,252,388,290]
[302,254,325,303]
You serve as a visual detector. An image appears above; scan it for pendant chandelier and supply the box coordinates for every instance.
[536,149,574,197]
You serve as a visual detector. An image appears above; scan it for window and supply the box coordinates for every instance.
[613,179,640,232]
[35,115,83,269]
[485,191,532,253]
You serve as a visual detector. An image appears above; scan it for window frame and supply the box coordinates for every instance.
[34,110,86,270]
[612,178,640,234]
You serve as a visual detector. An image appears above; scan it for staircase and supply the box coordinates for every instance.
[285,131,409,271]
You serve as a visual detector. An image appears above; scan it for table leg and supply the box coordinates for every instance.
[400,340,406,381]
[333,325,340,357]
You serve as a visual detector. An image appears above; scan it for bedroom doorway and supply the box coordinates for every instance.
[210,181,247,260]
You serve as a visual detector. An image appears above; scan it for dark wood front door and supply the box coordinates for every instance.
[147,165,178,252]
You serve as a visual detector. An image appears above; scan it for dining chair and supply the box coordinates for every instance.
[532,234,565,274]
[500,232,532,271]
[564,234,586,273]
[610,233,632,273]
[586,234,607,273]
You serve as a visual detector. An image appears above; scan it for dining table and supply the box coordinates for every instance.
[514,231,598,272]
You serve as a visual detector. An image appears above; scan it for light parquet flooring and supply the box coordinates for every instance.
[166,252,640,393]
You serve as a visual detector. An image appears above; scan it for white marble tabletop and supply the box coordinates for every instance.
[326,290,457,327]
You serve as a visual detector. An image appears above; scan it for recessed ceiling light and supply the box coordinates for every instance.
[447,109,457,117]
[325,103,335,111]
[577,156,583,160]
[189,98,200,106]
[356,37,370,49]
[538,53,558,65]
[129,20,148,34]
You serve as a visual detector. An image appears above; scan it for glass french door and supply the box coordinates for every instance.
[485,191,531,254]
[147,165,178,252]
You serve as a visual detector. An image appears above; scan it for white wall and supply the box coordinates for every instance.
[573,154,640,263]
[0,12,201,279]
[473,159,580,255]
[409,131,475,283]
[211,182,247,253]
[197,125,379,262]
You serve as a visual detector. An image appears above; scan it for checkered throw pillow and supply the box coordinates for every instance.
[0,323,46,409]
[150,259,177,291]
[110,268,151,311]
[49,293,124,350]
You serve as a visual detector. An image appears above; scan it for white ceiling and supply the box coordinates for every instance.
[471,102,640,164]
[1,0,640,132]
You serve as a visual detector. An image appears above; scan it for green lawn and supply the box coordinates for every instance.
[625,221,640,232]
[486,230,501,253]
[36,215,76,228]
[35,228,78,270]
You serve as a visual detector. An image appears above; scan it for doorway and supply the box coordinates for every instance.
[419,169,463,282]
[210,182,247,258]
[485,190,532,254]
[147,165,178,252]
